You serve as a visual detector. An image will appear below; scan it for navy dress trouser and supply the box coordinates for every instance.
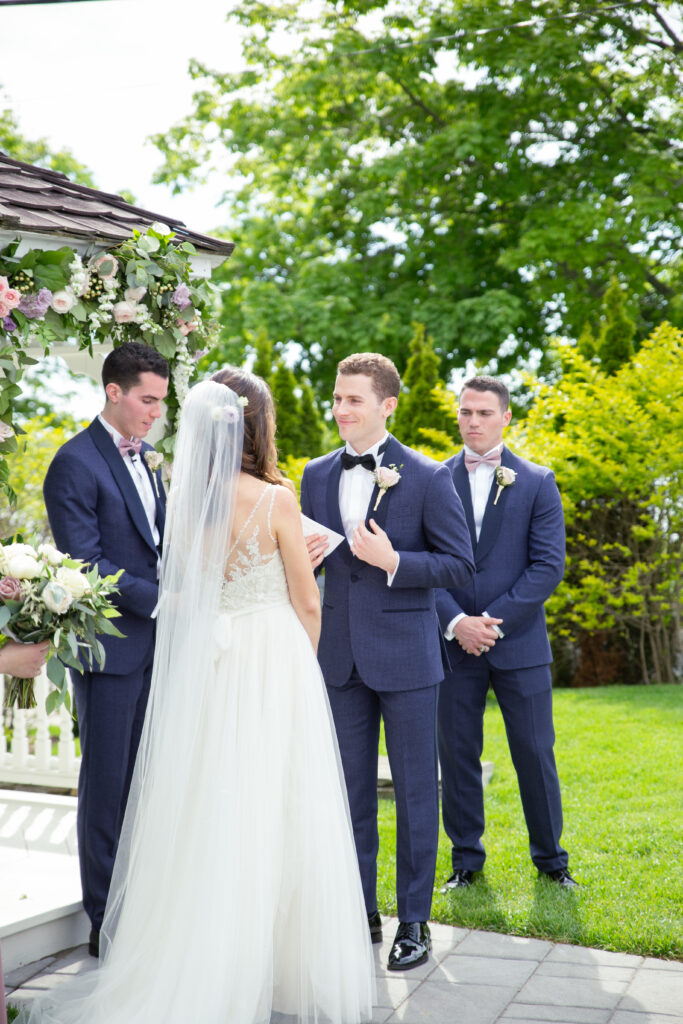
[71,634,155,929]
[438,659,568,874]
[326,667,440,923]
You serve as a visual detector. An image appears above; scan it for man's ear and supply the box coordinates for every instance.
[105,382,121,404]
[383,396,398,420]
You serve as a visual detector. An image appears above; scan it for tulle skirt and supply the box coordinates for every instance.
[22,600,375,1023]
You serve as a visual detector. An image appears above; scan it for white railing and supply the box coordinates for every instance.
[0,667,80,789]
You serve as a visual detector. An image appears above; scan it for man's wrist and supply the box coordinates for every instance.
[445,612,466,641]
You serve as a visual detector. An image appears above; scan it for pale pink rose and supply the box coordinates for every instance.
[50,289,77,314]
[0,422,14,442]
[0,299,10,317]
[1,287,21,310]
[124,286,147,302]
[0,576,24,602]
[112,300,138,324]
[92,253,119,279]
[176,317,198,336]
[375,466,401,488]
[0,276,10,296]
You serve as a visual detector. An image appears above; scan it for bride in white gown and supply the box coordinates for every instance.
[22,370,375,1024]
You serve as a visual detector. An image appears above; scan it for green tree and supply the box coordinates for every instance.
[392,324,459,448]
[270,359,302,459]
[250,329,274,384]
[596,278,637,376]
[153,1,683,400]
[297,380,326,458]
[511,323,683,685]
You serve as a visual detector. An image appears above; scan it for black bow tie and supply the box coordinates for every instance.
[341,452,376,472]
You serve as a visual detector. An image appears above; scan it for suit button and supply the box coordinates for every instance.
[351,573,359,582]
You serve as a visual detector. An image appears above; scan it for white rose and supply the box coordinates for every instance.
[38,542,66,566]
[6,553,42,579]
[51,289,77,314]
[42,581,73,615]
[112,300,138,324]
[496,467,517,486]
[55,566,90,600]
[74,270,91,297]
[0,422,14,443]
[125,286,147,302]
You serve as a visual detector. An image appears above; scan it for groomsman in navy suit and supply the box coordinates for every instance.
[44,342,169,955]
[436,376,578,891]
[302,353,474,970]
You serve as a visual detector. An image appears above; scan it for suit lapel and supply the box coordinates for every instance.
[365,434,401,531]
[452,453,477,553]
[88,419,158,554]
[475,446,512,563]
[141,444,166,542]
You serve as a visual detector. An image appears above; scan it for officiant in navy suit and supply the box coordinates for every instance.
[43,342,169,956]
[301,353,474,971]
[436,376,578,892]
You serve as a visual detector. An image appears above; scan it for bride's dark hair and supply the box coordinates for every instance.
[211,367,289,487]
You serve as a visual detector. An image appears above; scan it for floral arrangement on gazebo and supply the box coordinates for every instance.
[0,221,217,498]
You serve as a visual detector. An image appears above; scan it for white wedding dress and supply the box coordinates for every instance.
[22,483,375,1024]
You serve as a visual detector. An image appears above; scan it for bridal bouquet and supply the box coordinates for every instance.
[0,540,123,711]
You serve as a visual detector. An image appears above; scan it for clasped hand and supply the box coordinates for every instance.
[454,615,503,657]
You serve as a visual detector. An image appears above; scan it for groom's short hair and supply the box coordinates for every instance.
[337,353,401,401]
[461,376,510,412]
[103,342,169,393]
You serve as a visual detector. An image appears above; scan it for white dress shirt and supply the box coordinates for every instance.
[338,433,398,585]
[444,443,504,642]
[98,415,160,554]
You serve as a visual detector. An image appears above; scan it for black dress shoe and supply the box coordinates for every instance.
[540,867,579,889]
[368,910,383,943]
[440,868,474,892]
[88,928,100,958]
[387,921,431,971]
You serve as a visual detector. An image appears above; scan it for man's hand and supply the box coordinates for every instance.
[453,615,503,657]
[305,533,328,570]
[351,519,399,575]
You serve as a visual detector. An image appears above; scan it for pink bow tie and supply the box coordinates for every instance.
[464,451,501,473]
[118,437,143,457]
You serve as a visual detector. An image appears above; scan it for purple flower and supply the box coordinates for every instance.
[193,348,208,362]
[171,283,192,310]
[18,288,53,320]
[2,315,16,332]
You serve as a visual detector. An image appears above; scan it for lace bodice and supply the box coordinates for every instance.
[220,485,290,613]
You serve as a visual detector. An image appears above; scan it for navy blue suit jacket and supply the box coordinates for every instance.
[436,447,565,676]
[43,418,166,676]
[301,435,475,691]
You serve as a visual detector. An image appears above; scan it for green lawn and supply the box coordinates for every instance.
[377,685,683,958]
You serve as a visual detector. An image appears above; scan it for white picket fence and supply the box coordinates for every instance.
[0,667,80,789]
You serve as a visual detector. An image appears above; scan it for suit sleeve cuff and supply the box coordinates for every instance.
[445,612,466,641]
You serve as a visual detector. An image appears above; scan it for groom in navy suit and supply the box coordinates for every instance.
[302,353,474,970]
[44,342,169,955]
[436,376,578,891]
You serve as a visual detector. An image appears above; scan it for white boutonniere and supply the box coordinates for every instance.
[494,465,516,505]
[373,464,401,511]
[144,450,164,498]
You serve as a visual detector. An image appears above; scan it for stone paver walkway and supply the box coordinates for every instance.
[5,917,682,1024]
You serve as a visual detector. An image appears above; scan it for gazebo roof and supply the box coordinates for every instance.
[0,151,234,269]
